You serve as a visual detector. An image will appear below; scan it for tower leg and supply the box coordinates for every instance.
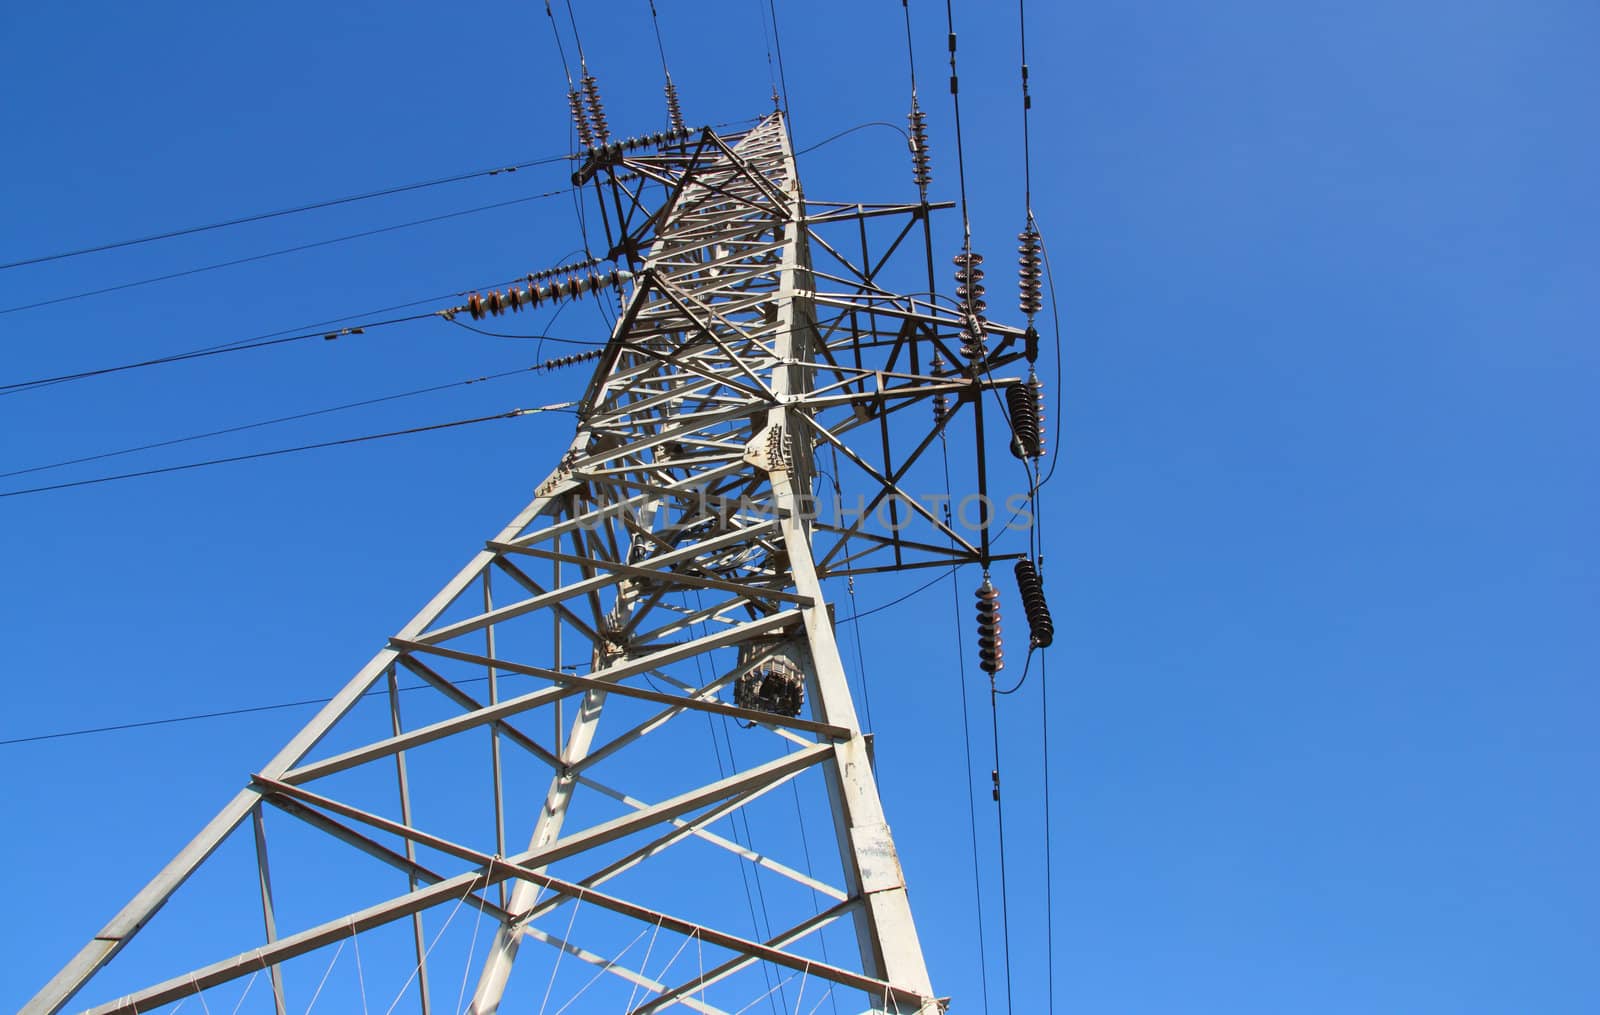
[469,687,608,1012]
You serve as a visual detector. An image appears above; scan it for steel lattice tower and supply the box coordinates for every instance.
[27,113,1032,1015]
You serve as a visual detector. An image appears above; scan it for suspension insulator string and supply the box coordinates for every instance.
[954,250,988,361]
[975,574,1004,675]
[569,88,596,149]
[562,0,610,146]
[527,255,601,282]
[581,67,611,145]
[443,268,632,322]
[1013,558,1054,649]
[931,354,951,429]
[665,79,687,135]
[908,98,933,197]
[1018,224,1043,324]
[572,127,698,184]
[1006,379,1043,460]
[539,347,604,373]
[954,251,986,316]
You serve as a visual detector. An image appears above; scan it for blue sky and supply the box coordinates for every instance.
[1,1,1596,1013]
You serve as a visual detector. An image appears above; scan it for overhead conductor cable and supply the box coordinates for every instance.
[1012,0,1048,472]
[1013,0,1059,1010]
[646,0,688,134]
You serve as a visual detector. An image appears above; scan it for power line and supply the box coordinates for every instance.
[832,564,955,626]
[1039,648,1057,1014]
[542,0,575,87]
[3,565,948,748]
[683,584,785,1015]
[944,0,975,244]
[942,6,1010,1003]
[988,668,1017,1015]
[1015,0,1062,985]
[755,0,781,108]
[704,708,784,1013]
[792,122,909,158]
[0,405,568,499]
[0,155,572,273]
[994,648,1036,696]
[943,440,994,1014]
[718,720,788,1014]
[445,318,605,347]
[0,696,348,748]
[645,0,672,78]
[1034,227,1066,491]
[0,364,555,480]
[0,260,593,397]
[937,12,1042,986]
[901,0,921,94]
[645,0,688,134]
[0,188,571,317]
[0,674,503,748]
[766,0,793,122]
[556,0,606,299]
[825,444,875,735]
[782,741,844,1015]
[455,292,587,362]
[1017,0,1037,216]
[562,0,590,65]
[1012,0,1051,564]
[0,312,435,395]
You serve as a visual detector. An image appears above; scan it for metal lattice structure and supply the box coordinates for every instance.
[27,113,1031,1015]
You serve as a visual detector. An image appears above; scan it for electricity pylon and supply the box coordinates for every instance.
[27,112,1031,1015]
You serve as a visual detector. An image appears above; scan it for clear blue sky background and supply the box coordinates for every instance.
[1,1,1596,1012]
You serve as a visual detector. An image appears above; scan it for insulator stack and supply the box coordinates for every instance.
[665,78,686,135]
[584,127,695,158]
[953,251,987,317]
[581,73,610,144]
[1006,379,1042,460]
[976,577,1004,674]
[960,312,987,361]
[954,251,988,360]
[540,348,604,373]
[449,268,632,321]
[908,101,932,193]
[1013,558,1054,649]
[931,354,951,427]
[572,126,698,184]
[568,88,595,150]
[525,255,601,284]
[960,317,987,361]
[1018,225,1043,320]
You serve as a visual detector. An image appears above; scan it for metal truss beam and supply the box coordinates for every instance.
[29,111,1031,1015]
